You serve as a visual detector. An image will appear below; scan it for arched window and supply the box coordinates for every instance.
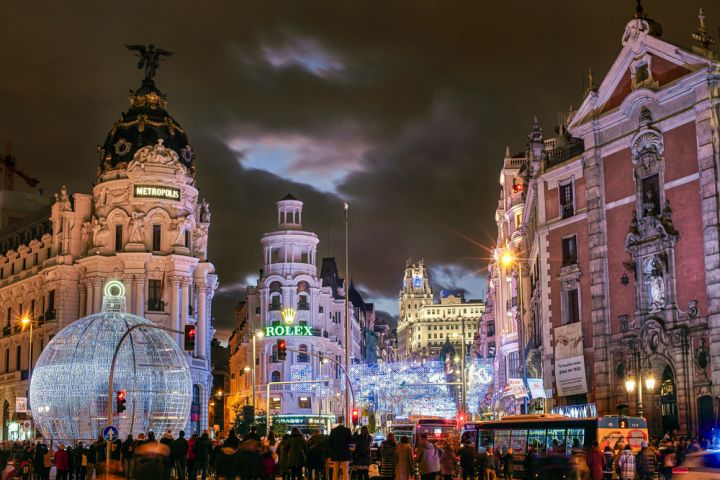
[271,371,281,382]
[269,281,282,311]
[271,343,278,361]
[297,281,309,292]
[298,344,309,362]
[298,294,309,311]
[270,282,282,293]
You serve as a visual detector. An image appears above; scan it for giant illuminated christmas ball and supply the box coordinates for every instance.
[29,280,192,441]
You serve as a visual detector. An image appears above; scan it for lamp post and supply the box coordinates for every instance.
[20,316,33,439]
[500,249,528,413]
[250,330,263,412]
[344,201,351,427]
[454,330,466,416]
[624,350,655,418]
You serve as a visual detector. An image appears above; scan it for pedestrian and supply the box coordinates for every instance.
[73,442,86,480]
[32,443,46,480]
[245,426,261,442]
[499,447,513,480]
[121,435,135,480]
[224,430,239,450]
[214,441,239,480]
[193,431,212,480]
[328,423,352,480]
[601,446,613,480]
[658,441,676,480]
[379,433,397,480]
[586,441,604,480]
[134,436,171,480]
[287,427,307,480]
[171,431,188,480]
[306,431,327,480]
[635,441,656,480]
[394,436,414,480]
[457,440,478,480]
[616,445,636,480]
[439,442,457,480]
[416,434,441,480]
[278,433,291,480]
[352,426,372,480]
[187,433,198,480]
[55,444,71,480]
[160,430,174,475]
[482,446,497,480]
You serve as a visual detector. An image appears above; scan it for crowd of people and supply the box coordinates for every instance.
[0,428,711,480]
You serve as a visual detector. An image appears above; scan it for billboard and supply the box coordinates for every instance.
[554,322,587,396]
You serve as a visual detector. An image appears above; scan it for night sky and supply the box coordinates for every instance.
[1,1,718,339]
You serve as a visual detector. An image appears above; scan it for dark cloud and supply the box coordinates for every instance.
[1,0,717,339]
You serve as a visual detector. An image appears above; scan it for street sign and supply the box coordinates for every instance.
[102,425,119,442]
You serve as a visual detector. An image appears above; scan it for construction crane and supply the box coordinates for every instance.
[1,142,39,191]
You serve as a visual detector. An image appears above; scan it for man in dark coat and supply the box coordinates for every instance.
[328,423,352,480]
[193,431,212,480]
[172,431,189,480]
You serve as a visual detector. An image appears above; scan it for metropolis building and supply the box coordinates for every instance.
[238,196,362,429]
[0,69,217,439]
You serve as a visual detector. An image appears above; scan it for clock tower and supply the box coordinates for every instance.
[397,258,432,359]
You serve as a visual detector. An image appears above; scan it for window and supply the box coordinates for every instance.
[270,295,281,311]
[488,342,496,358]
[185,229,191,249]
[514,212,522,230]
[270,397,282,411]
[507,351,519,379]
[6,308,10,328]
[152,225,161,251]
[560,182,574,218]
[16,345,21,371]
[298,397,312,409]
[562,236,577,266]
[641,174,660,217]
[298,295,309,311]
[271,344,278,362]
[115,224,123,252]
[563,288,580,325]
[636,63,649,83]
[47,290,56,318]
[488,321,495,337]
[148,279,163,311]
[298,344,309,362]
[271,371,281,382]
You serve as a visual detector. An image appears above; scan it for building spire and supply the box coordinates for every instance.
[692,8,716,51]
[585,67,598,96]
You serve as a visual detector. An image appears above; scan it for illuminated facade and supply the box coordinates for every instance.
[0,73,217,438]
[397,259,484,360]
[238,195,361,420]
[488,7,720,436]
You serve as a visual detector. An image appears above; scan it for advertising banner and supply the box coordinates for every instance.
[554,322,583,359]
[527,378,546,399]
[15,397,27,414]
[555,356,588,396]
[508,378,527,399]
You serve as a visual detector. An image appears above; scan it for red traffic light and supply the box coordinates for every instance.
[277,339,287,360]
[351,408,360,426]
[184,325,197,351]
[456,413,466,428]
[116,390,127,414]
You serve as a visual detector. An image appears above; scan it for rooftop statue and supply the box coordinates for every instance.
[125,44,174,81]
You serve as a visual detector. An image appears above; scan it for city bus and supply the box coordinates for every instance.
[388,417,459,446]
[461,414,648,479]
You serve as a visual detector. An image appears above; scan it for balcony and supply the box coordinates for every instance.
[546,140,585,169]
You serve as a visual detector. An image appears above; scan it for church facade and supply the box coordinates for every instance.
[0,70,217,439]
[487,7,720,437]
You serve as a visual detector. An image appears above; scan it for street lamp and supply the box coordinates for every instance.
[453,332,466,416]
[623,352,655,418]
[250,330,263,413]
[343,201,351,427]
[499,248,529,413]
[21,315,34,439]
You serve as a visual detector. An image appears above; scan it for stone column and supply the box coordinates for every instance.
[123,274,134,313]
[169,276,181,344]
[85,281,94,315]
[134,274,146,316]
[92,279,102,313]
[181,278,190,330]
[78,284,86,318]
[197,284,208,358]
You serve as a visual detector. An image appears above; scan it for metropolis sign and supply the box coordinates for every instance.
[133,185,181,201]
[264,325,313,337]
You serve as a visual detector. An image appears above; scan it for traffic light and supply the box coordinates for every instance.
[116,390,127,414]
[184,324,196,351]
[456,412,466,429]
[277,339,287,361]
[351,408,360,426]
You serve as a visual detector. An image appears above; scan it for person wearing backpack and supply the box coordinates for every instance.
[416,434,441,480]
[616,445,636,480]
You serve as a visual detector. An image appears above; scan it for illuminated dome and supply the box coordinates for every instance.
[29,281,191,441]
